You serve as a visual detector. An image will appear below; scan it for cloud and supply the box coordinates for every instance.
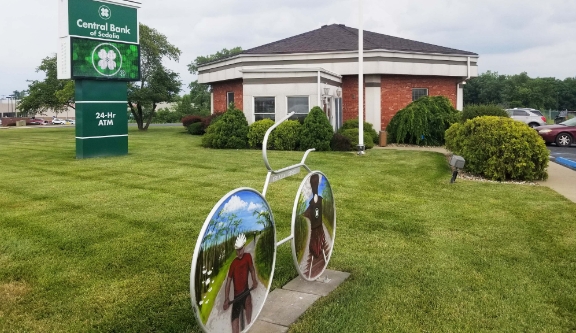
[247,202,262,212]
[222,195,247,213]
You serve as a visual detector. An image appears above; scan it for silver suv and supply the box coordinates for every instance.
[505,108,547,128]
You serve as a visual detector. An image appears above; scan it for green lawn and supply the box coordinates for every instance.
[1,126,575,332]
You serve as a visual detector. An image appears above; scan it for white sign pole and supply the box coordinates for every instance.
[358,0,365,154]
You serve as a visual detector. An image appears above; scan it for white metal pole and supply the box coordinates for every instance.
[358,0,365,154]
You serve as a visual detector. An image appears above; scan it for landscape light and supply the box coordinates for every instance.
[449,155,465,183]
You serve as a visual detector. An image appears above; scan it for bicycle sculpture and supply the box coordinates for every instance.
[190,112,337,333]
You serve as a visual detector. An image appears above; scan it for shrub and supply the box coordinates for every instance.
[248,119,275,149]
[270,120,301,151]
[299,107,333,151]
[201,107,249,149]
[339,128,375,150]
[331,133,352,151]
[201,112,224,132]
[187,122,204,135]
[462,104,509,122]
[386,96,460,146]
[445,116,548,181]
[340,119,379,145]
[182,115,203,127]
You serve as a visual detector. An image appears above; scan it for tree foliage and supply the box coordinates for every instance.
[464,71,576,110]
[187,47,243,75]
[299,106,333,151]
[386,96,460,146]
[461,104,509,122]
[128,23,181,130]
[17,55,74,116]
[202,105,249,149]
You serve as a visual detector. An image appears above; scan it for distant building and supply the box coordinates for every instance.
[198,24,479,131]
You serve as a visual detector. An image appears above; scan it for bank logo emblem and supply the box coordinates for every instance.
[91,43,123,77]
[99,5,111,20]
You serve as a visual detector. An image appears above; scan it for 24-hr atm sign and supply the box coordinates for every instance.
[59,0,138,43]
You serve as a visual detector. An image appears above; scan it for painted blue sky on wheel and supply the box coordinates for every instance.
[202,189,273,247]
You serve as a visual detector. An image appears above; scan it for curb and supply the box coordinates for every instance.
[555,157,576,170]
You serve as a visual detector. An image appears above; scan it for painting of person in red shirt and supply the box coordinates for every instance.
[223,233,258,333]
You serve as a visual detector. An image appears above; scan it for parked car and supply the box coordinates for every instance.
[505,108,547,128]
[65,119,75,125]
[51,118,66,125]
[535,117,576,147]
[28,118,47,125]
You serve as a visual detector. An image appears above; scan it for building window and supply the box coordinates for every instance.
[287,96,309,121]
[226,92,234,107]
[412,88,428,101]
[254,97,275,121]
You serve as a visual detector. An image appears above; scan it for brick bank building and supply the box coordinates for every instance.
[198,24,478,132]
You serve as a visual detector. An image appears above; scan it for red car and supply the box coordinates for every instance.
[536,117,576,147]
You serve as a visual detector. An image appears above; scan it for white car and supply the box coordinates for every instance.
[505,108,547,128]
[65,119,75,125]
[51,118,66,125]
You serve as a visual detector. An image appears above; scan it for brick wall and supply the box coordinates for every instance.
[381,75,459,129]
[341,75,365,122]
[211,79,243,113]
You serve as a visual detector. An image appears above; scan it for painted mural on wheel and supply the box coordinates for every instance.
[191,188,276,333]
[292,172,336,280]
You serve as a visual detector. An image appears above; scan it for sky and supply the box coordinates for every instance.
[2,0,575,98]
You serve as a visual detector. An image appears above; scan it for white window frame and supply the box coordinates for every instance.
[412,88,428,101]
[286,95,310,121]
[253,96,276,121]
[226,91,234,107]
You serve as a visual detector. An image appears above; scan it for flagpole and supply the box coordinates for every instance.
[358,0,365,155]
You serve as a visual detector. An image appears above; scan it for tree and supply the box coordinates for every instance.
[11,90,27,99]
[188,80,211,115]
[185,48,242,117]
[187,47,242,75]
[128,23,182,130]
[17,55,74,116]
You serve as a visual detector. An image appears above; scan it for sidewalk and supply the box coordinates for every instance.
[377,145,576,203]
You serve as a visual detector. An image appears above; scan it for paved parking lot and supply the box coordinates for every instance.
[548,144,576,170]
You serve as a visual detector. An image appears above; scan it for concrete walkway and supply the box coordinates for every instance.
[250,270,349,332]
[377,145,576,203]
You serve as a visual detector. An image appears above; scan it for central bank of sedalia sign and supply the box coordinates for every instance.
[58,0,140,81]
[59,0,138,43]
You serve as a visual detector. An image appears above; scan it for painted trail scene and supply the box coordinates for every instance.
[293,172,336,280]
[192,189,275,333]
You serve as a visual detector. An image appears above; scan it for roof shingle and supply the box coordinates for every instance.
[243,24,477,56]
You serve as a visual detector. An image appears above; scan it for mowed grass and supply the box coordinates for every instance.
[1,126,575,332]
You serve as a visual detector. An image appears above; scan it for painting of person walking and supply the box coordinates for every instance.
[292,172,336,280]
[191,188,276,333]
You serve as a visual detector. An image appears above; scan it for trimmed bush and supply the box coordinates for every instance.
[339,128,375,150]
[445,116,548,181]
[248,119,275,149]
[462,104,509,122]
[201,112,224,133]
[299,107,333,151]
[186,122,204,135]
[201,107,249,149]
[331,133,352,151]
[340,119,379,145]
[386,96,460,146]
[270,120,301,151]
[182,115,202,127]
